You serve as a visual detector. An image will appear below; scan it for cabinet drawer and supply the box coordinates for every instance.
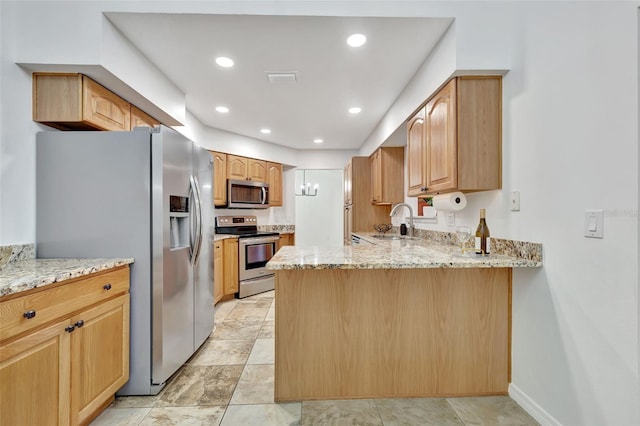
[0,267,129,342]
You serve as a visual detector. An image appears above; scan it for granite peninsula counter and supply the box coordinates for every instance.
[267,234,542,402]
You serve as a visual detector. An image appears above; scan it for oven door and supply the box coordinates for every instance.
[239,236,279,281]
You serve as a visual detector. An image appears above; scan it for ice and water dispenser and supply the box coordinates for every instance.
[169,195,189,249]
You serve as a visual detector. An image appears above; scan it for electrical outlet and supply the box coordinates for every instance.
[511,191,520,211]
[446,213,455,227]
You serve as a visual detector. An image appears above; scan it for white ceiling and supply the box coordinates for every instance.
[106,13,452,150]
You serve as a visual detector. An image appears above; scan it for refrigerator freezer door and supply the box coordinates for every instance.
[151,127,195,386]
[193,146,214,348]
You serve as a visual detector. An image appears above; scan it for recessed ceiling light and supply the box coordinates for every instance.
[347,33,366,47]
[215,57,234,68]
[260,128,271,134]
[215,106,229,113]
[313,139,323,144]
[348,107,362,114]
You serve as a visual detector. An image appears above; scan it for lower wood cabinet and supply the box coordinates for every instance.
[223,238,239,296]
[214,241,224,303]
[278,233,295,250]
[0,266,130,426]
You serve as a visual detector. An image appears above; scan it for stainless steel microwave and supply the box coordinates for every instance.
[227,179,269,209]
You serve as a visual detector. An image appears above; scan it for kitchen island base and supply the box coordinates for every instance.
[275,267,511,402]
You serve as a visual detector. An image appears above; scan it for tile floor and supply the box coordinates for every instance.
[92,290,539,426]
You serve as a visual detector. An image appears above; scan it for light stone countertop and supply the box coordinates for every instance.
[267,232,542,270]
[0,258,134,298]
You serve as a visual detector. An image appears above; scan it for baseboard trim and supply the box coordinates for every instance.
[509,383,562,426]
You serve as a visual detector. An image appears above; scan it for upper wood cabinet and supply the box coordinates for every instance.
[407,107,427,196]
[211,151,227,207]
[417,76,502,195]
[130,105,160,129]
[227,155,248,180]
[227,155,267,182]
[268,162,283,206]
[33,73,132,131]
[370,147,404,205]
[248,159,267,182]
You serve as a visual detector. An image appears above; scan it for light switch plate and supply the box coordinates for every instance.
[584,210,604,238]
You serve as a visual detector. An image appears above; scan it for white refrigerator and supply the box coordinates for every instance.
[36,126,214,395]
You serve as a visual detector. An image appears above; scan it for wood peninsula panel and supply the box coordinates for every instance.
[275,267,511,401]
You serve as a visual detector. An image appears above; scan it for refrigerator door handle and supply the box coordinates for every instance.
[188,176,199,264]
[192,175,204,265]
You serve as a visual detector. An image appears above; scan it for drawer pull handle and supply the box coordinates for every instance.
[23,310,37,319]
[103,283,112,291]
[74,320,85,328]
[65,325,75,333]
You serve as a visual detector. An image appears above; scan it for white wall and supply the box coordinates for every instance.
[0,2,638,425]
[294,169,344,247]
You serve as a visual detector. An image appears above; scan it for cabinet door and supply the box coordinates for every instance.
[407,107,427,196]
[425,78,457,193]
[82,77,131,131]
[130,105,159,129]
[214,241,224,304]
[0,319,71,426]
[227,155,248,180]
[344,160,352,205]
[223,238,239,295]
[370,150,382,203]
[248,159,267,182]
[267,162,283,206]
[212,151,228,206]
[71,294,129,426]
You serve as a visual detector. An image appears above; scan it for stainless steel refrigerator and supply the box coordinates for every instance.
[36,126,214,395]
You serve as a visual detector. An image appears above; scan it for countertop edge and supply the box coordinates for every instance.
[0,258,134,298]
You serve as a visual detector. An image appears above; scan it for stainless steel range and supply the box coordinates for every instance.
[215,215,280,298]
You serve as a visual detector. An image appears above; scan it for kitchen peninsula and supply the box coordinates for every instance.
[267,233,541,402]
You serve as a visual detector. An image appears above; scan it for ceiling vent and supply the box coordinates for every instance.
[266,72,297,84]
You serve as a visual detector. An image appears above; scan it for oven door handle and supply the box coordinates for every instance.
[240,236,280,246]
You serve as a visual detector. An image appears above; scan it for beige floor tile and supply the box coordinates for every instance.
[246,338,275,364]
[301,399,382,426]
[91,407,151,425]
[110,394,161,409]
[189,339,253,365]
[375,398,464,426]
[225,306,269,322]
[221,403,301,426]
[259,320,275,338]
[139,406,226,426]
[230,364,275,404]
[446,396,539,426]
[211,319,262,340]
[157,365,243,407]
[266,306,276,320]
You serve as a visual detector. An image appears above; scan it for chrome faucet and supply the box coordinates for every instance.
[390,203,414,237]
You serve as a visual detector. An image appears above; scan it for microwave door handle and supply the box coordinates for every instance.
[260,186,267,205]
